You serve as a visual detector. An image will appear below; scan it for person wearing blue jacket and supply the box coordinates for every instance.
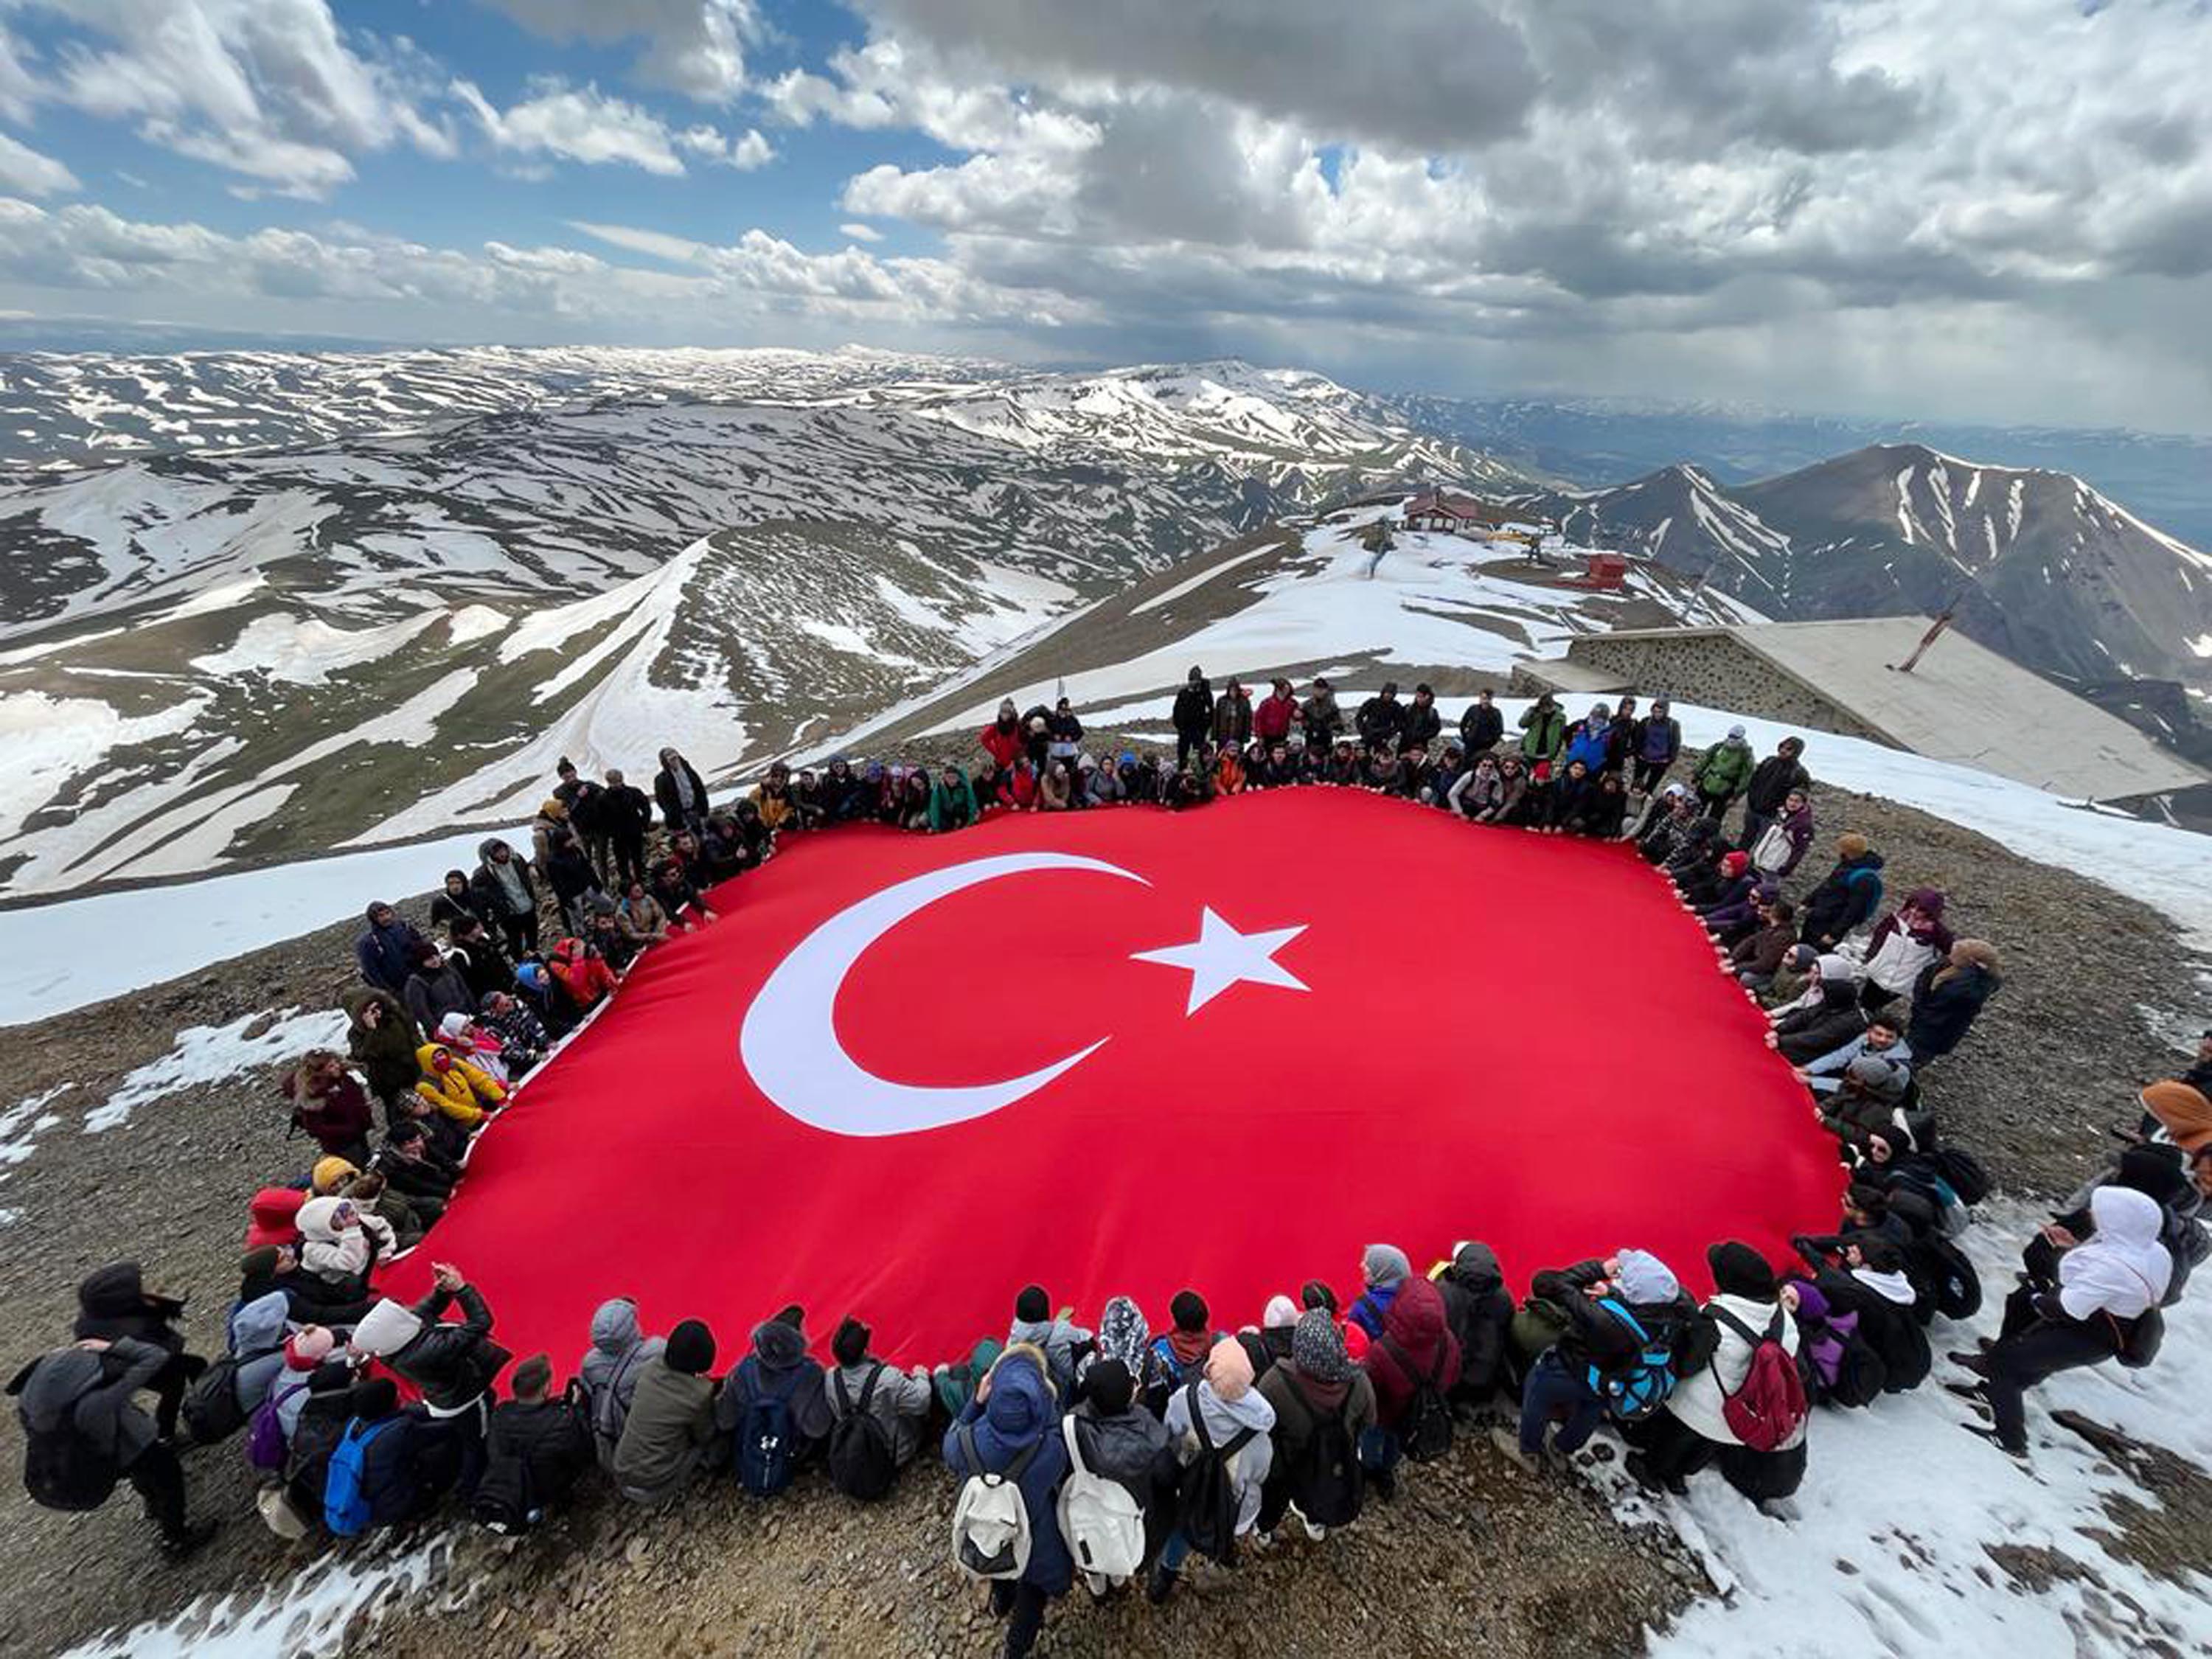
[1348,1243,1411,1340]
[355,902,425,995]
[1562,706,1613,774]
[944,1344,1071,1659]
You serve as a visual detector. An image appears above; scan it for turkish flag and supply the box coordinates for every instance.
[379,788,1841,1373]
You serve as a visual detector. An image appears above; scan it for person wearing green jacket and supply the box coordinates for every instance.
[928,764,980,833]
[1517,694,1567,765]
[1691,726,1757,818]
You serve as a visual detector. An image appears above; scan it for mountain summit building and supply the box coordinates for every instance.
[1514,615,2206,805]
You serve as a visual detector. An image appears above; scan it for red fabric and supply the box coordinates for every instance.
[379,789,1840,1377]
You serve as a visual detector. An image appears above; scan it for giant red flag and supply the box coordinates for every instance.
[380,788,1842,1371]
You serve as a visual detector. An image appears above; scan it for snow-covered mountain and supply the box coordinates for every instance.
[0,353,1506,897]
[1535,443,2212,693]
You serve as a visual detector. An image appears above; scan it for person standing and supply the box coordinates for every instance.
[1459,689,1504,758]
[1517,693,1567,768]
[1301,678,1343,750]
[355,902,425,997]
[653,748,711,838]
[1171,669,1214,771]
[1690,726,1756,820]
[1740,737,1810,846]
[602,768,654,888]
[1630,698,1681,793]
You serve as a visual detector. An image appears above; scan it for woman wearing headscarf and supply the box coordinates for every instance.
[1256,1310,1376,1542]
[1858,888,1953,1012]
[944,1343,1071,1656]
[1149,1338,1276,1603]
[1905,939,2001,1062]
[1629,1242,1804,1501]
[281,1048,375,1164]
[1953,1187,2172,1458]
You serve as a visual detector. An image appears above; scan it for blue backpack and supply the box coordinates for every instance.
[734,1357,802,1498]
[1587,1298,1677,1423]
[324,1417,399,1537]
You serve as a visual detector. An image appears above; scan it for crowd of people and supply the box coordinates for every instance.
[11,677,2210,1659]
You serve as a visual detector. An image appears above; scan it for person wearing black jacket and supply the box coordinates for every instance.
[1741,737,1810,846]
[1436,1242,1513,1408]
[1796,1237,1929,1394]
[1601,696,1640,776]
[1906,942,2002,1062]
[653,747,711,836]
[1797,836,1885,950]
[240,1244,374,1329]
[71,1262,204,1443]
[428,870,493,935]
[374,1119,459,1216]
[477,1353,594,1528]
[444,916,512,1006]
[349,1266,506,1492]
[1170,669,1214,771]
[1500,1252,1699,1472]
[283,1360,367,1525]
[1357,683,1406,752]
[600,768,653,886]
[1399,684,1443,752]
[1565,772,1630,838]
[1459,689,1504,757]
[470,838,540,957]
[1630,699,1683,793]
[342,1377,462,1531]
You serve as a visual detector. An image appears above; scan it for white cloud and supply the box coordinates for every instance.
[840,221,883,242]
[0,132,78,197]
[675,122,773,170]
[566,219,705,264]
[477,0,761,102]
[455,79,689,175]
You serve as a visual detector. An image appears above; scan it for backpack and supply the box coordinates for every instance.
[2106,1306,2163,1370]
[1380,1335,1455,1463]
[21,1416,119,1513]
[1056,1416,1147,1585]
[324,1416,399,1537]
[1587,1299,1676,1422]
[1930,1146,1991,1207]
[733,1357,802,1498]
[246,1380,310,1474]
[1916,1237,1983,1321]
[827,1364,898,1503]
[1284,1379,1363,1528]
[1708,1307,1808,1454]
[181,1354,254,1446]
[1173,1381,1258,1565]
[472,1428,539,1535]
[950,1423,1040,1581]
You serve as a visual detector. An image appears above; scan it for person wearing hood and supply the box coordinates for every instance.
[929,764,981,832]
[280,1048,375,1164]
[1348,1243,1411,1340]
[8,1329,209,1557]
[1630,1243,1804,1500]
[243,1185,306,1254]
[718,1305,834,1470]
[945,1343,1073,1655]
[343,987,422,1111]
[434,1008,509,1086]
[1077,1293,1159,1404]
[413,1040,507,1128]
[1771,956,1871,1065]
[1354,682,1404,752]
[1434,1241,1514,1408]
[613,1318,720,1505]
[355,902,426,996]
[1741,737,1811,846]
[71,1262,202,1443]
[547,935,615,1017]
[1255,1310,1375,1541]
[400,940,476,1037]
[1301,678,1344,750]
[1500,1249,1690,1475]
[1750,788,1816,880]
[1860,889,1955,1011]
[1068,1355,1175,1584]
[1149,1338,1277,1602]
[825,1315,934,1473]
[1907,940,2002,1062]
[1600,695,1640,775]
[1006,1285,1092,1402]
[296,1195,396,1295]
[261,1326,333,1452]
[1360,1273,1461,1496]
[578,1296,667,1469]
[1172,669,1215,770]
[469,838,540,956]
[1795,1236,1929,1393]
[1518,692,1567,765]
[1563,704,1612,774]
[1955,1188,2172,1457]
[1691,726,1756,818]
[222,1288,296,1423]
[1631,698,1682,793]
[351,1263,504,1489]
[1797,834,1886,950]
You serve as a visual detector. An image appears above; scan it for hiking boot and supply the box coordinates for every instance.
[1144,1565,1178,1606]
[1366,1463,1397,1502]
[159,1523,216,1562]
[1963,1423,2029,1462]
[1947,1351,1991,1376]
[1488,1425,1539,1476]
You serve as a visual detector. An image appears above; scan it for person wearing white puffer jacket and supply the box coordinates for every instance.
[294,1195,396,1298]
[1629,1242,1804,1504]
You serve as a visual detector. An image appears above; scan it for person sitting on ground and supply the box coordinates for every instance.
[1498,1248,1691,1477]
[1349,1244,1411,1340]
[476,990,549,1073]
[282,1048,375,1165]
[8,1326,211,1557]
[719,1306,834,1481]
[372,1118,456,1221]
[1792,1235,1928,1394]
[930,764,981,832]
[296,1195,396,1298]
[344,1168,425,1252]
[344,987,422,1113]
[585,905,637,975]
[1859,889,1953,1012]
[1906,940,2002,1064]
[414,1040,507,1130]
[1321,737,1360,787]
[240,1239,369,1329]
[1359,1271,1461,1498]
[997,754,1041,813]
[1731,898,1800,991]
[1433,1241,1514,1412]
[1447,753,1503,820]
[945,1343,1071,1657]
[1396,742,1439,803]
[349,1263,502,1489]
[613,1318,720,1506]
[69,1262,204,1447]
[1068,1355,1175,1588]
[260,1324,333,1459]
[1566,770,1630,838]
[444,915,512,1006]
[1951,1187,2171,1459]
[546,936,615,1019]
[1008,1286,1092,1402]
[330,1375,458,1534]
[1084,754,1124,807]
[401,940,476,1035]
[216,1288,293,1432]
[1255,1310,1374,1543]
[826,1316,934,1474]
[1629,1242,1804,1501]
[648,857,719,930]
[1165,763,1214,811]
[1149,1338,1277,1601]
[1797,833,1885,950]
[243,1186,305,1254]
[1148,1290,1222,1413]
[1484,755,1530,826]
[1360,745,1400,792]
[1212,743,1248,796]
[356,901,426,997]
[1798,1012,1913,1096]
[1750,788,1816,880]
[617,878,673,952]
[434,1009,511,1086]
[1770,956,1871,1064]
[1627,782,1695,861]
[1697,852,1759,935]
[578,1297,666,1470]
[476,1353,594,1530]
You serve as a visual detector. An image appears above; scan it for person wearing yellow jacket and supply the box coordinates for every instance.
[413,1042,507,1128]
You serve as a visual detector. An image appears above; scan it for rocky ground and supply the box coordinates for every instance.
[0,767,2204,1658]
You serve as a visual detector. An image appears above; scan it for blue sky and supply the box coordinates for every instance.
[0,1,2207,432]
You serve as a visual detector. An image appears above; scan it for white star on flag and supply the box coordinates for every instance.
[1132,906,1310,1015]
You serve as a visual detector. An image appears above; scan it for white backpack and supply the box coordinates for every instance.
[1751,822,1791,874]
[1056,1416,1147,1587]
[950,1424,1037,1582]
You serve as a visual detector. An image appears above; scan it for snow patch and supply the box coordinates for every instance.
[83,1008,350,1134]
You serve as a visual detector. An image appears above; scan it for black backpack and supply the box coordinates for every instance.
[1931,1147,1991,1206]
[1174,1382,1257,1565]
[22,1419,119,1512]
[1381,1335,1455,1462]
[1916,1237,1983,1321]
[472,1433,538,1535]
[827,1364,898,1502]
[1284,1379,1363,1528]
[181,1354,257,1446]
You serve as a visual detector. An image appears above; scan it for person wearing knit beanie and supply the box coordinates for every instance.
[664,1318,716,1374]
[310,1156,360,1195]
[1263,1295,1300,1329]
[1349,1245,1411,1340]
[1707,1241,1778,1301]
[1289,1310,1352,1384]
[1082,1356,1135,1416]
[1205,1335,1256,1402]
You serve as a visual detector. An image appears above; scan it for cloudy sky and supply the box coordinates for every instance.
[0,0,2206,431]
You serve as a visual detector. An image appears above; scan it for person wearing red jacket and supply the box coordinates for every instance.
[1253,678,1298,745]
[548,937,616,1017]
[281,1049,375,1164]
[1358,1274,1460,1498]
[996,757,1041,812]
[977,700,1026,788]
